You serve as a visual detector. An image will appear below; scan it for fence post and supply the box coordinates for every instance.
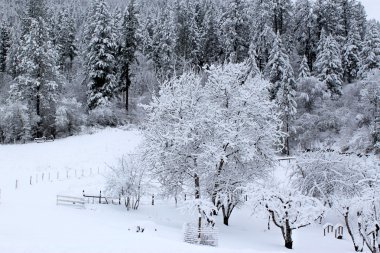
[15,180,18,189]
[119,194,121,205]
[99,191,102,204]
[42,173,44,181]
[152,194,155,206]
[67,171,69,179]
[30,176,32,185]
[184,194,186,201]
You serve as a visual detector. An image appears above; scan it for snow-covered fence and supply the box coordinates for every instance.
[183,223,218,247]
[82,190,120,205]
[56,195,85,208]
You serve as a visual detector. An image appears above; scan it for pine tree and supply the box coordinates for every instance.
[342,21,361,83]
[314,34,343,96]
[9,18,62,137]
[55,8,77,73]
[151,9,175,81]
[221,0,250,63]
[265,33,297,155]
[84,0,118,110]
[0,22,11,73]
[265,33,295,100]
[298,55,311,80]
[252,0,275,71]
[294,0,316,71]
[174,0,200,69]
[200,4,221,66]
[119,0,139,112]
[359,23,380,78]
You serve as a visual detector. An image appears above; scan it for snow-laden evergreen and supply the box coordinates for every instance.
[84,0,118,110]
[314,34,343,96]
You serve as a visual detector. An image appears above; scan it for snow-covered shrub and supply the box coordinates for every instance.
[105,154,147,210]
[87,101,126,127]
[0,102,36,143]
[291,151,365,205]
[249,184,324,249]
[296,77,329,113]
[55,98,86,137]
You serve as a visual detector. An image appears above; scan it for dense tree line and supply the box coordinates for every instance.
[0,0,378,154]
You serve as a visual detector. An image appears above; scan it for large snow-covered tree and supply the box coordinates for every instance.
[118,0,139,112]
[142,62,282,226]
[359,23,380,78]
[84,0,118,110]
[9,18,62,137]
[314,34,343,96]
[265,33,297,155]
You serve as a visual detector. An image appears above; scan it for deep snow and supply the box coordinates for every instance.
[0,128,356,253]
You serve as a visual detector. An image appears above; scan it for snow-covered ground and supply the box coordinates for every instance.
[0,128,356,253]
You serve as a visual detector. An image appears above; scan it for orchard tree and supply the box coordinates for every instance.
[252,184,324,249]
[142,62,282,226]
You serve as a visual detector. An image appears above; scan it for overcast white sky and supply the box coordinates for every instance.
[360,0,380,21]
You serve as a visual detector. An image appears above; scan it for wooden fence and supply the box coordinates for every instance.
[56,195,85,208]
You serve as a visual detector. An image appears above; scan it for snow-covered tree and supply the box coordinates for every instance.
[9,18,62,137]
[0,22,11,73]
[265,33,297,155]
[359,23,380,78]
[119,0,139,111]
[204,63,282,225]
[298,55,311,80]
[84,0,118,110]
[142,62,282,226]
[314,34,343,96]
[342,21,361,83]
[55,8,77,73]
[106,155,148,210]
[251,184,324,249]
[221,0,250,63]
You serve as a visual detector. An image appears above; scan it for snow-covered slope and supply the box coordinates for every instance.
[0,129,355,253]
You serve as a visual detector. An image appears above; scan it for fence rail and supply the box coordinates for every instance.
[56,195,85,208]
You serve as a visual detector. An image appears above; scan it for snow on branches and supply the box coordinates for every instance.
[142,62,282,225]
[249,184,324,249]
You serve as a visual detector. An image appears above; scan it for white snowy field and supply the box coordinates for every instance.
[0,128,356,253]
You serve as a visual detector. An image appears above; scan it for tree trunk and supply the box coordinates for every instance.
[344,208,361,252]
[194,174,202,239]
[223,215,229,226]
[125,65,131,112]
[284,220,293,249]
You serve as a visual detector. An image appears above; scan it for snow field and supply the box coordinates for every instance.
[0,128,357,252]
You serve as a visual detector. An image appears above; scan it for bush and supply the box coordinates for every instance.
[55,98,86,137]
[0,102,36,143]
